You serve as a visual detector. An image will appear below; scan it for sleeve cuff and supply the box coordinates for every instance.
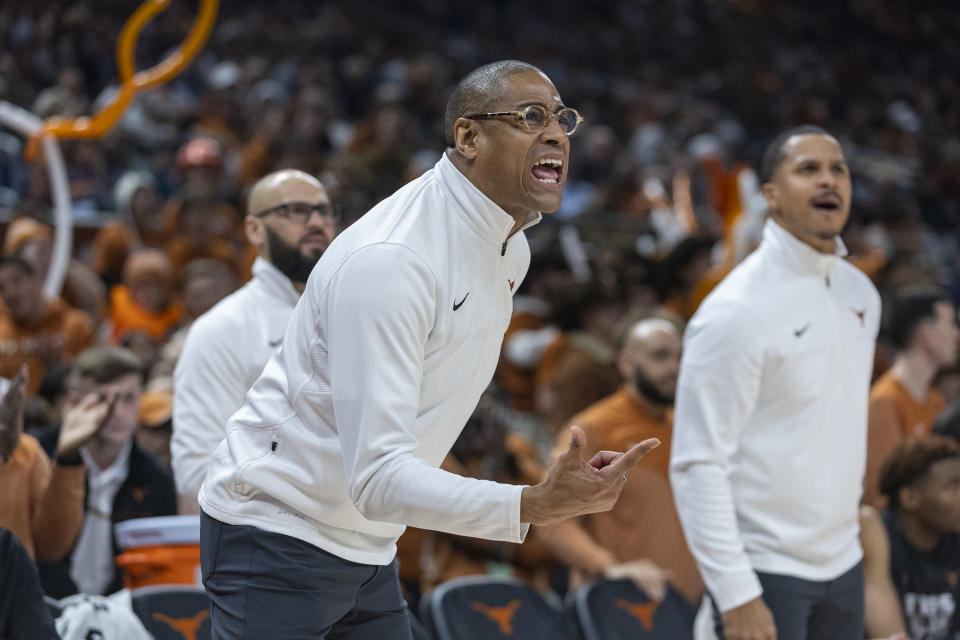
[711,569,764,613]
[513,484,529,543]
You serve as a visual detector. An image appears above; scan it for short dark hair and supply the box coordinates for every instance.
[67,347,144,388]
[933,398,960,445]
[760,125,835,183]
[0,254,34,276]
[885,286,951,351]
[443,60,543,147]
[879,435,960,510]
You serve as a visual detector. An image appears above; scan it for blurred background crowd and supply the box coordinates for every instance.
[0,0,959,637]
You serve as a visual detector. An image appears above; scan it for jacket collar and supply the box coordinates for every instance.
[762,218,847,278]
[435,152,541,246]
[250,257,301,307]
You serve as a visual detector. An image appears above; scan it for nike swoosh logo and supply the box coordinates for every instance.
[794,323,811,338]
[268,338,283,348]
[453,293,469,311]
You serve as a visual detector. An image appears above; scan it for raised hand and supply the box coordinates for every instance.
[57,393,116,460]
[0,366,27,463]
[520,426,659,526]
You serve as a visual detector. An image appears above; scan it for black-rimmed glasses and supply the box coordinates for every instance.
[463,104,584,135]
[253,201,340,224]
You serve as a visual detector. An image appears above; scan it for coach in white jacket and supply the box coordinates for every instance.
[171,169,336,513]
[671,126,881,640]
[198,60,658,640]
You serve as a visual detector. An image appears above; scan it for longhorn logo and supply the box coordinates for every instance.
[152,610,210,640]
[471,599,522,635]
[615,598,659,631]
[850,307,866,327]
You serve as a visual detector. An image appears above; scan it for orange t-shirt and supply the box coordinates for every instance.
[0,299,96,394]
[553,387,704,606]
[863,369,946,509]
[109,285,184,343]
[0,434,85,561]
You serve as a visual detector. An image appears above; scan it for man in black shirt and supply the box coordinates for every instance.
[862,436,960,640]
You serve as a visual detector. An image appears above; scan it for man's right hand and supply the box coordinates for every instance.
[520,426,659,526]
[722,597,777,640]
[57,393,115,460]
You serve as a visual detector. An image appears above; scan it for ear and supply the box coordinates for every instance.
[244,215,265,251]
[761,182,779,214]
[453,118,480,160]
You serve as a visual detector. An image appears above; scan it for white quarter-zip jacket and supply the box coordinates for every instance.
[199,154,538,565]
[172,258,301,500]
[670,219,880,612]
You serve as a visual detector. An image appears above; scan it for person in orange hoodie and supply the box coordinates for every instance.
[0,256,95,394]
[108,249,183,344]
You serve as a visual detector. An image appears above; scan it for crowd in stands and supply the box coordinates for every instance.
[0,0,959,638]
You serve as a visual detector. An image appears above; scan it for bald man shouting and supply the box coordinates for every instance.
[172,170,337,512]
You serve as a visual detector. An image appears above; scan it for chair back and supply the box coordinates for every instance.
[130,585,212,640]
[429,575,571,640]
[573,579,696,640]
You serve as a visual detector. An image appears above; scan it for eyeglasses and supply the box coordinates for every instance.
[464,104,584,135]
[253,201,340,224]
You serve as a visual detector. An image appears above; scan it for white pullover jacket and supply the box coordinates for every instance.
[670,219,880,612]
[199,154,537,565]
[172,258,301,500]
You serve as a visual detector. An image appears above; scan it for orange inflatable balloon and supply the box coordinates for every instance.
[25,0,218,160]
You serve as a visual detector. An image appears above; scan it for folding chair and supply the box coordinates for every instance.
[428,575,572,640]
[130,585,211,640]
[572,579,696,640]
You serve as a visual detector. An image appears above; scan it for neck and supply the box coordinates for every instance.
[86,438,125,471]
[624,385,669,421]
[897,510,942,552]
[891,351,937,403]
[292,280,305,294]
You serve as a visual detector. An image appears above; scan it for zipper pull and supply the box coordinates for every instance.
[501,240,508,256]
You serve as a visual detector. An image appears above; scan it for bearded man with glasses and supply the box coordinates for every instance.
[172,169,337,514]
[196,60,659,639]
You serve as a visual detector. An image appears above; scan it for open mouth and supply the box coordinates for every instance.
[811,195,842,212]
[531,157,563,185]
